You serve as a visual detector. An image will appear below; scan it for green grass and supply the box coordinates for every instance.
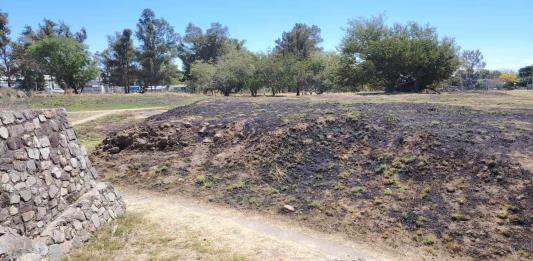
[1,93,205,112]
[73,113,130,151]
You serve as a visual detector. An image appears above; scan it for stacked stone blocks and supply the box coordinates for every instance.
[0,109,125,261]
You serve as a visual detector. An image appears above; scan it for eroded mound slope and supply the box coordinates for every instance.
[94,99,532,260]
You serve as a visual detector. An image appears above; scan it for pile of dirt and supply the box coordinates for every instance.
[92,99,532,260]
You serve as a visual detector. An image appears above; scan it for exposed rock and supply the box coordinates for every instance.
[0,126,8,139]
[20,189,33,202]
[283,204,295,212]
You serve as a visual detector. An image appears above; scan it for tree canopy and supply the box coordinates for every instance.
[0,10,16,87]
[275,23,323,59]
[178,22,244,80]
[29,36,97,93]
[340,16,460,92]
[136,9,179,92]
[101,29,137,92]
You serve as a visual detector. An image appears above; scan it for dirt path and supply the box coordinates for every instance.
[120,186,401,261]
[69,107,167,125]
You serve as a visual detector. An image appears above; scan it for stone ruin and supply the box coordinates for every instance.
[0,109,126,261]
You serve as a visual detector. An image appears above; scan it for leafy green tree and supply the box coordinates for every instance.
[275,23,322,59]
[13,19,86,91]
[29,36,98,94]
[212,48,254,96]
[136,9,179,92]
[189,60,216,94]
[340,16,460,92]
[518,65,533,86]
[0,10,17,88]
[102,29,137,93]
[178,22,244,79]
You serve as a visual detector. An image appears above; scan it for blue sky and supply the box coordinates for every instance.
[2,0,532,70]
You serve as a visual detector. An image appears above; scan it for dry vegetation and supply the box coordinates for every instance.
[62,212,248,261]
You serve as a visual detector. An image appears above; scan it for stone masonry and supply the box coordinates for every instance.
[0,109,125,261]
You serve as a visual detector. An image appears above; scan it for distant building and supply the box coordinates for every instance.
[167,84,190,93]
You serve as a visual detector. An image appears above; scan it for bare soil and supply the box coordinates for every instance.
[92,97,533,260]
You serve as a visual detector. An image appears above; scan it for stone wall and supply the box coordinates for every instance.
[0,109,125,261]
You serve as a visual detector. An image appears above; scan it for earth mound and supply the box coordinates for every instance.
[93,99,532,260]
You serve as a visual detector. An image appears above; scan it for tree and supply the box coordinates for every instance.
[189,60,216,94]
[212,48,254,96]
[12,19,87,91]
[461,49,486,88]
[0,10,16,88]
[178,22,244,79]
[136,9,179,93]
[275,23,322,59]
[29,36,98,94]
[102,29,137,93]
[340,16,460,92]
[518,65,533,86]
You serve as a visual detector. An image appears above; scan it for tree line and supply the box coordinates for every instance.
[0,9,531,95]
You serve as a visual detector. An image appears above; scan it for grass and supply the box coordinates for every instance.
[73,113,131,151]
[196,175,214,189]
[324,90,533,109]
[226,180,246,191]
[63,212,248,261]
[1,93,205,112]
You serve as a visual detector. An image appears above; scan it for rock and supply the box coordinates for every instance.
[2,184,14,193]
[51,167,62,179]
[0,127,8,139]
[214,131,224,141]
[13,150,28,160]
[39,148,50,160]
[198,126,207,135]
[108,147,120,154]
[14,182,26,190]
[0,112,15,124]
[49,185,59,198]
[70,158,79,168]
[20,190,32,201]
[27,148,40,160]
[446,184,456,193]
[203,137,213,143]
[0,231,33,258]
[183,122,192,128]
[21,211,35,222]
[48,244,63,261]
[73,220,83,230]
[39,136,50,148]
[283,204,295,212]
[52,229,65,243]
[91,213,100,228]
[9,172,21,183]
[32,118,41,129]
[1,173,9,184]
[9,205,18,215]
[18,253,41,261]
[32,239,48,256]
[9,194,20,204]
[25,176,36,187]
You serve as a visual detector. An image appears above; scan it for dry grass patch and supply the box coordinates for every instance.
[63,212,248,261]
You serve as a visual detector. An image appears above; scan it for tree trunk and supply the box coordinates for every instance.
[296,87,300,96]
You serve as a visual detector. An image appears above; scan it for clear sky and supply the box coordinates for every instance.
[2,0,532,70]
